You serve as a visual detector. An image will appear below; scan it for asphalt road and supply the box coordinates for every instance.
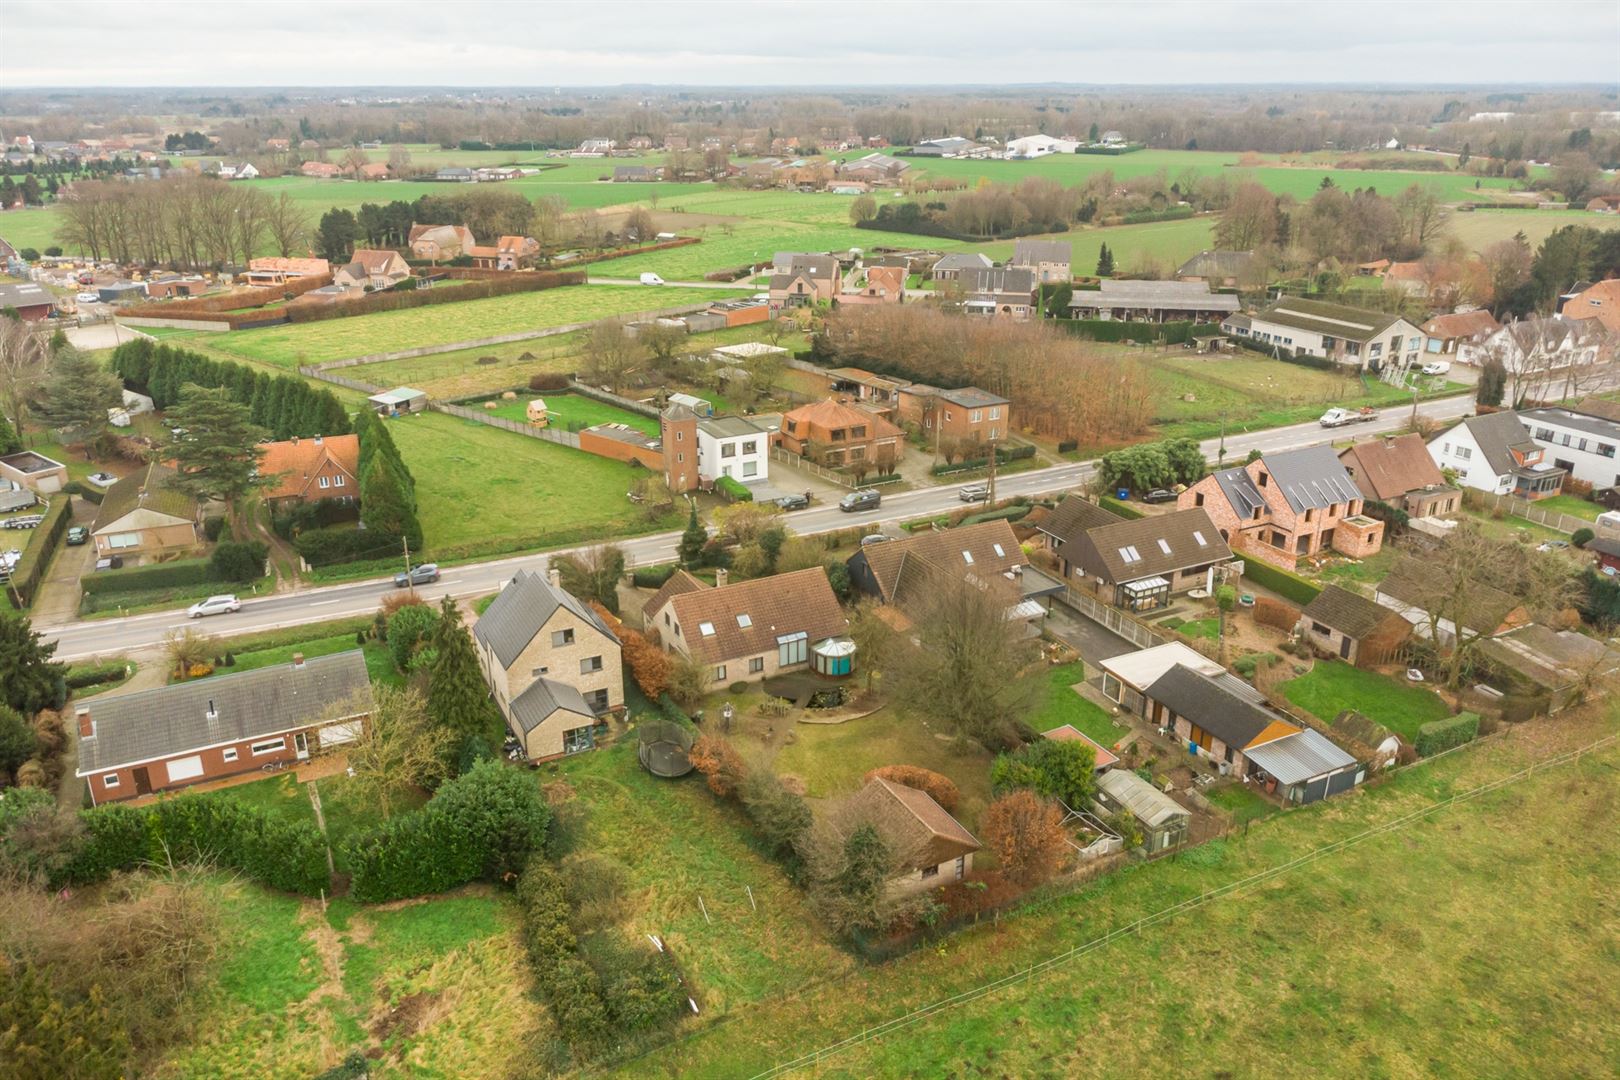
[39,393,1476,661]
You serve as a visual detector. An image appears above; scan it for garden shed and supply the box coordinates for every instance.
[1092,769,1190,853]
[368,387,428,416]
[1242,728,1363,805]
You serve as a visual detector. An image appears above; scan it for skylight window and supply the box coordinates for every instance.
[699,622,716,636]
[1119,546,1141,563]
[1193,531,1207,546]
[962,551,974,564]
[1157,539,1172,555]
[992,544,1005,557]
[736,614,752,628]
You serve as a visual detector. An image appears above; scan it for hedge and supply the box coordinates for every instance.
[61,480,104,505]
[1120,206,1196,225]
[79,557,214,596]
[295,526,404,567]
[632,563,678,589]
[64,793,329,895]
[1057,319,1195,345]
[715,475,752,503]
[283,269,587,326]
[1097,496,1144,519]
[960,504,1032,526]
[515,861,613,1049]
[344,759,551,903]
[1414,712,1480,758]
[65,661,130,690]
[4,494,71,609]
[930,443,1037,477]
[1241,559,1322,606]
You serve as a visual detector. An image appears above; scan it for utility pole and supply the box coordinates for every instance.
[402,535,414,596]
[987,435,998,505]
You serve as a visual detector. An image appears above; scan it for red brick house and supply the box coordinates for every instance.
[1178,445,1383,571]
[76,651,372,804]
[257,433,361,508]
[777,398,903,469]
[894,384,1011,446]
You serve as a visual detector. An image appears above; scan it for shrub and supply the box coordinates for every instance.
[386,602,439,671]
[1242,560,1322,606]
[1216,584,1236,611]
[715,475,753,503]
[515,861,612,1050]
[1572,527,1595,548]
[208,540,268,583]
[3,495,71,608]
[345,759,552,903]
[739,768,813,865]
[529,372,572,392]
[982,790,1069,887]
[863,765,960,813]
[689,734,747,799]
[622,627,674,699]
[1414,712,1480,758]
[294,525,401,566]
[632,563,678,589]
[960,504,1031,526]
[65,661,129,690]
[1252,596,1300,631]
[79,558,213,596]
[202,516,227,541]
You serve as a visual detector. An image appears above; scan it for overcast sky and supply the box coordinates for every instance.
[4,0,1618,88]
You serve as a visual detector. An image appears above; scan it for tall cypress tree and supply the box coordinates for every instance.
[678,503,707,568]
[428,595,505,765]
[360,454,422,551]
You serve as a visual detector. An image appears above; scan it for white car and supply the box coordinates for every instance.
[75,292,101,304]
[639,272,665,285]
[188,595,242,618]
[1421,361,1451,376]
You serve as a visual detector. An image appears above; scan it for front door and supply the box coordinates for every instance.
[293,732,310,760]
[132,767,152,796]
[1339,635,1352,660]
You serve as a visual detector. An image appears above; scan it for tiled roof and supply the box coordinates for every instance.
[248,256,330,276]
[858,520,1024,603]
[666,567,847,664]
[1012,239,1072,265]
[849,777,980,867]
[962,266,1037,296]
[1337,433,1448,502]
[474,570,618,669]
[1076,507,1232,585]
[1260,445,1363,513]
[257,434,360,501]
[1039,493,1124,544]
[1145,664,1299,751]
[1421,309,1499,341]
[1301,584,1398,640]
[782,398,902,440]
[1042,724,1119,767]
[77,651,371,774]
[92,461,197,532]
[350,248,404,274]
[645,568,707,621]
[1560,279,1620,333]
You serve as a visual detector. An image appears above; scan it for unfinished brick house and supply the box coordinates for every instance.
[1177,445,1383,571]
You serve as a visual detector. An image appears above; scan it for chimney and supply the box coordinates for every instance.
[290,435,299,445]
[1383,435,1396,448]
[76,707,93,739]
[548,566,561,589]
[292,652,306,670]
[716,568,729,588]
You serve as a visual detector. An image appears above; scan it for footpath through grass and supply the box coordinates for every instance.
[613,707,1620,1078]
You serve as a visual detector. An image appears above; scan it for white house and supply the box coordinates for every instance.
[1229,298,1425,373]
[1456,317,1609,400]
[1518,404,1620,490]
[1005,134,1077,159]
[1426,411,1566,500]
[212,161,259,180]
[696,415,770,487]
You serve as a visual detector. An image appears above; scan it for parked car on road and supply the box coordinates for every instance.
[66,526,88,545]
[1142,488,1177,504]
[839,489,881,512]
[639,272,665,285]
[959,483,990,502]
[187,595,242,618]
[775,492,811,510]
[395,563,440,588]
[75,292,100,304]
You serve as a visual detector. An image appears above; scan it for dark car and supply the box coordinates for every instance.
[394,562,440,588]
[839,489,881,513]
[1142,488,1178,504]
[776,491,811,511]
[66,525,89,546]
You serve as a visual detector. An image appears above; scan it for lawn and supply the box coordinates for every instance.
[771,706,997,830]
[1027,661,1130,750]
[555,740,854,1011]
[1162,615,1220,640]
[1204,781,1278,825]
[1309,546,1397,589]
[217,770,425,875]
[199,283,751,369]
[387,410,684,556]
[612,704,1620,1078]
[479,391,659,435]
[1279,660,1451,740]
[1530,493,1602,522]
[334,332,586,400]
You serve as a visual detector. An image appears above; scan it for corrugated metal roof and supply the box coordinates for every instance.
[77,651,371,775]
[1100,642,1223,691]
[1242,728,1358,786]
[1096,769,1189,828]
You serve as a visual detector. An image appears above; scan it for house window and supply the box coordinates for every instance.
[1311,622,1330,635]
[969,410,982,423]
[989,407,1001,420]
[1601,444,1616,459]
[580,655,603,674]
[1304,508,1313,522]
[742,439,757,455]
[921,864,939,879]
[721,443,737,458]
[318,476,330,489]
[223,748,239,763]
[1455,447,1471,460]
[1194,492,1204,507]
[943,411,953,422]
[334,474,344,487]
[585,688,610,712]
[107,532,141,549]
[713,664,727,682]
[251,737,286,756]
[742,461,758,478]
[1257,472,1268,487]
[699,621,716,636]
[675,431,683,441]
[552,628,575,647]
[955,855,966,880]
[563,727,594,754]
[777,631,808,666]
[749,657,764,674]
[1535,427,1554,440]
[102,773,120,789]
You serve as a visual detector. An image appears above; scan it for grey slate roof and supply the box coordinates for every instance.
[1175,250,1259,280]
[1144,664,1293,750]
[1011,239,1071,265]
[1039,493,1124,544]
[962,266,1037,296]
[1253,298,1406,343]
[474,570,617,670]
[1243,728,1357,786]
[1453,411,1537,478]
[1259,445,1363,513]
[77,651,371,775]
[509,677,596,735]
[935,386,1010,409]
[1071,279,1240,312]
[0,282,57,309]
[1301,584,1396,640]
[932,252,992,274]
[1212,465,1266,519]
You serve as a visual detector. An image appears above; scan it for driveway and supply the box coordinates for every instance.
[28,500,97,624]
[1043,604,1137,668]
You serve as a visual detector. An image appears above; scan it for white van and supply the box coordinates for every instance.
[639,272,665,285]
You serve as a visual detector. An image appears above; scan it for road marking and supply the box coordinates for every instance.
[309,599,343,606]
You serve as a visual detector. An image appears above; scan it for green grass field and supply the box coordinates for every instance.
[1446,207,1620,253]
[196,283,749,369]
[1280,660,1451,740]
[478,392,659,435]
[389,410,683,555]
[1529,493,1602,522]
[611,707,1620,1077]
[1028,661,1130,749]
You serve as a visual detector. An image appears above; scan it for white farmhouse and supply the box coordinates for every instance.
[1456,317,1609,400]
[1225,298,1424,374]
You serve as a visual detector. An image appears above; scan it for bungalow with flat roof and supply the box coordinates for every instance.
[367,387,428,415]
[1477,623,1620,714]
[76,650,371,804]
[1067,280,1240,323]
[0,450,67,494]
[1298,584,1413,666]
[1337,432,1460,518]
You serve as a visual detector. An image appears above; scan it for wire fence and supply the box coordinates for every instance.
[746,731,1618,1078]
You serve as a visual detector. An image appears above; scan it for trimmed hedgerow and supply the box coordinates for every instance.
[1242,559,1322,607]
[1414,712,1480,758]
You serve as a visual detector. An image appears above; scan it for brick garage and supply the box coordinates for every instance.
[578,424,664,470]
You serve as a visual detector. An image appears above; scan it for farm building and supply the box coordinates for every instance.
[368,387,428,416]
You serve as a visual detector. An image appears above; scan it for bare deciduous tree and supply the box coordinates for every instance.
[335,685,453,820]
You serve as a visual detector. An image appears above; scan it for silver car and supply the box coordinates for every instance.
[187,594,242,618]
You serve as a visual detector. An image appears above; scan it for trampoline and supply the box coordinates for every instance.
[638,718,695,778]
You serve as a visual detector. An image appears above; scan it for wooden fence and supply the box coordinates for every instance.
[1461,489,1587,535]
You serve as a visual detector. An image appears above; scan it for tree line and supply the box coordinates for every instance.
[110,339,349,440]
[56,173,308,268]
